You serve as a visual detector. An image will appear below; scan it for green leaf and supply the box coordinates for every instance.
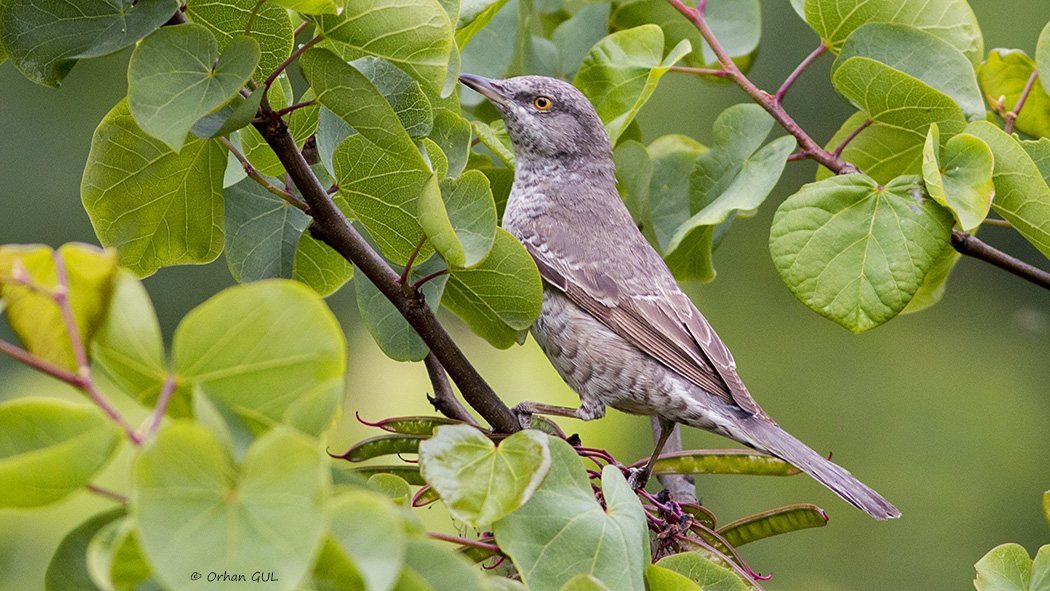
[1044,490,1050,529]
[1025,139,1050,185]
[128,25,259,152]
[921,123,994,232]
[832,56,966,138]
[832,23,984,122]
[0,242,118,370]
[292,225,355,297]
[471,120,516,168]
[403,539,485,591]
[978,50,1050,139]
[613,140,656,246]
[610,0,760,71]
[643,565,702,591]
[223,176,310,283]
[1034,546,1050,591]
[456,0,512,48]
[186,0,294,83]
[494,438,649,591]
[653,553,752,591]
[367,473,413,503]
[646,134,708,253]
[172,280,346,436]
[0,398,122,508]
[327,490,407,591]
[816,112,922,185]
[485,577,529,591]
[420,171,498,268]
[0,0,178,87]
[430,111,474,179]
[133,423,328,591]
[192,86,266,140]
[85,517,156,591]
[804,0,983,67]
[81,100,227,277]
[974,543,1032,591]
[900,246,960,314]
[716,504,827,547]
[442,228,542,348]
[643,449,801,477]
[348,56,435,139]
[355,255,448,362]
[239,75,298,176]
[313,0,454,92]
[458,0,516,88]
[561,574,612,591]
[419,425,551,527]
[665,105,794,282]
[46,508,126,591]
[574,25,690,145]
[552,3,609,80]
[331,133,433,264]
[966,121,1050,260]
[267,0,337,14]
[769,174,954,332]
[91,270,169,409]
[1038,22,1050,98]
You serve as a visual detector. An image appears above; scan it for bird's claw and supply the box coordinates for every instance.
[511,402,534,431]
[626,467,650,490]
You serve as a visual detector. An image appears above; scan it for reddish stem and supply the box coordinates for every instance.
[668,65,730,76]
[426,532,503,554]
[775,41,827,104]
[144,375,179,437]
[274,100,317,118]
[265,34,323,90]
[400,236,427,289]
[0,338,83,388]
[833,117,872,159]
[1004,70,1039,135]
[85,484,129,504]
[411,269,449,291]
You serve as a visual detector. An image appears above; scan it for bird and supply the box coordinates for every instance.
[458,73,900,520]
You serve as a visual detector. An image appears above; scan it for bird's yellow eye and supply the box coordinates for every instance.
[534,96,552,110]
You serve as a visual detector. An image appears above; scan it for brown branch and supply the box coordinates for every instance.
[424,353,480,426]
[220,137,310,212]
[664,0,858,175]
[252,113,520,433]
[951,230,1050,290]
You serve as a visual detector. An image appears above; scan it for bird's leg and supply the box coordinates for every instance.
[628,417,676,490]
[511,401,581,430]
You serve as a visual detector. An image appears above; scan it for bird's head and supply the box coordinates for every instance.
[459,74,612,168]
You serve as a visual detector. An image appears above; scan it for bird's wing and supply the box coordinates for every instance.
[520,229,764,416]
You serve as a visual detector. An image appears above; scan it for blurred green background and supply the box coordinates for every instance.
[2,1,1049,589]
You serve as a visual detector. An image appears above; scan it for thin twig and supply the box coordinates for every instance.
[424,353,480,426]
[0,339,83,387]
[833,117,872,159]
[274,100,317,118]
[951,230,1050,290]
[220,136,310,212]
[144,375,179,437]
[85,484,129,504]
[264,34,324,90]
[1004,70,1039,135]
[411,269,448,291]
[663,0,858,175]
[427,532,504,554]
[399,236,427,291]
[293,20,311,37]
[775,41,827,104]
[668,65,730,77]
[981,218,1012,228]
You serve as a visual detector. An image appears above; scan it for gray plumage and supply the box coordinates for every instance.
[460,74,900,520]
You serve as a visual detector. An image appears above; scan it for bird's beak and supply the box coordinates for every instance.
[458,74,509,103]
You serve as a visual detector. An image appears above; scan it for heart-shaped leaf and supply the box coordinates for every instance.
[133,422,329,591]
[356,255,448,362]
[653,552,754,591]
[769,174,954,332]
[493,437,649,591]
[561,574,612,591]
[223,175,311,283]
[46,508,127,591]
[186,0,293,83]
[86,516,157,591]
[326,490,407,591]
[81,99,227,277]
[921,123,994,232]
[128,24,259,152]
[974,543,1050,591]
[419,425,551,527]
[0,398,122,508]
[0,242,118,370]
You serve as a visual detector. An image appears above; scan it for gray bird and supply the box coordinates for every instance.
[459,73,900,520]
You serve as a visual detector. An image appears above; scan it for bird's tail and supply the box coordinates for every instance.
[740,418,901,520]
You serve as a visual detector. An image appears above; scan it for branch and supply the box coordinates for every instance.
[664,0,858,174]
[951,230,1050,290]
[775,41,827,104]
[833,117,871,159]
[220,136,310,212]
[424,353,480,426]
[252,112,520,433]
[1004,70,1039,135]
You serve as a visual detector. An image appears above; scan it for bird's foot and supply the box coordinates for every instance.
[511,402,535,431]
[626,467,650,490]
